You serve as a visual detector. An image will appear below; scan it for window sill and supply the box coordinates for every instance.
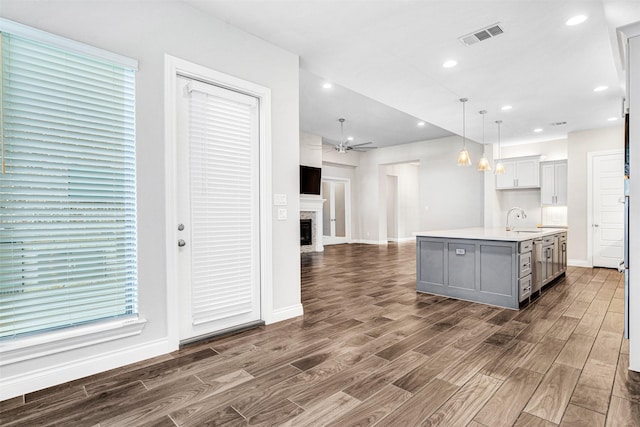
[0,318,147,366]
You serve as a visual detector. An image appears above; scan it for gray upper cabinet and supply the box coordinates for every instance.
[496,156,540,189]
[540,160,568,206]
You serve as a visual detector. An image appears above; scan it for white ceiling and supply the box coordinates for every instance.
[183,1,640,147]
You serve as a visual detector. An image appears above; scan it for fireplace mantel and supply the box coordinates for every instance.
[300,196,325,252]
[300,196,325,212]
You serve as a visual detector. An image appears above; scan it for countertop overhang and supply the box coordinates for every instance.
[414,227,566,242]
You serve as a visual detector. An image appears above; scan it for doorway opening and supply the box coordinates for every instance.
[384,162,420,242]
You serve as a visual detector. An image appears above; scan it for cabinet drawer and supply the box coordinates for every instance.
[559,233,567,242]
[543,236,554,245]
[519,240,533,253]
[519,274,532,302]
[519,252,532,278]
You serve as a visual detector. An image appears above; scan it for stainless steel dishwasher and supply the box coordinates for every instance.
[532,238,544,293]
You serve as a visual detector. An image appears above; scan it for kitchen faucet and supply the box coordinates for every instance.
[506,207,527,231]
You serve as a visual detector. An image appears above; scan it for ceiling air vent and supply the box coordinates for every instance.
[459,23,504,46]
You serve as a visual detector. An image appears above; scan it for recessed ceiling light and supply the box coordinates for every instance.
[566,15,587,26]
[594,85,608,92]
[442,60,457,68]
[417,121,426,127]
[534,128,543,133]
[347,136,354,141]
[322,82,333,89]
[501,105,513,111]
[608,117,618,122]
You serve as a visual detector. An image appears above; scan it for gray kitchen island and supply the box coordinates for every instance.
[416,227,567,309]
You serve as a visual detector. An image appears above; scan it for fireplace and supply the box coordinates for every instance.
[300,219,312,246]
[300,196,325,253]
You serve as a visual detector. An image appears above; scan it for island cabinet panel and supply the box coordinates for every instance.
[448,243,476,290]
[479,244,515,297]
[417,239,445,287]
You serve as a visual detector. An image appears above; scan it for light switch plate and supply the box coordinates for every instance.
[277,208,287,220]
[273,194,287,206]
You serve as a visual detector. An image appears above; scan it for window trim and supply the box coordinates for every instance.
[0,18,137,69]
[0,318,146,366]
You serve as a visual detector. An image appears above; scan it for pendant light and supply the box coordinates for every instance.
[494,120,505,174]
[457,98,471,166]
[477,110,491,171]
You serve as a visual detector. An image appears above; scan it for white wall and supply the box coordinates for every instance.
[0,0,300,399]
[567,126,624,265]
[299,131,322,168]
[354,136,485,243]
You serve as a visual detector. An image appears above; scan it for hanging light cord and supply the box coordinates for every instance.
[481,110,486,152]
[497,120,502,159]
[461,99,466,149]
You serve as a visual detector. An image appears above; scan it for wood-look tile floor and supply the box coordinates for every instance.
[2,242,640,426]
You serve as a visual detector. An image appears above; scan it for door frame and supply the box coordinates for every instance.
[322,176,352,245]
[164,55,273,350]
[587,149,624,267]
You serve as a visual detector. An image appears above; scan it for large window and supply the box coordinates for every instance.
[0,23,138,340]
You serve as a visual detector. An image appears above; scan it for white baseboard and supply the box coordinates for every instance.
[352,239,388,245]
[0,338,170,401]
[266,303,303,325]
[568,259,592,268]
[388,237,416,243]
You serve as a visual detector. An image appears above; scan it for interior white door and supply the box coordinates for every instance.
[176,76,261,342]
[592,152,624,268]
[322,179,349,245]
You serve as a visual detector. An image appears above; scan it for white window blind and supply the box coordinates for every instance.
[0,31,138,339]
[188,84,259,326]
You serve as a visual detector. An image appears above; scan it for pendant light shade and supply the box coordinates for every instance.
[457,98,471,166]
[477,110,491,171]
[494,120,505,175]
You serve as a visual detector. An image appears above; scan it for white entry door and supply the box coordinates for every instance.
[322,179,350,245]
[176,76,261,342]
[592,151,624,268]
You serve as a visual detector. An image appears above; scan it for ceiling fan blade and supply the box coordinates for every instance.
[350,141,373,147]
[347,145,377,150]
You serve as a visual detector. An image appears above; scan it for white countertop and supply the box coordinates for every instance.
[414,227,566,242]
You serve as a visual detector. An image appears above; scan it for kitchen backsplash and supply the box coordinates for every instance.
[541,205,568,226]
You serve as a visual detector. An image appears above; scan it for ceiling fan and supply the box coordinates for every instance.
[333,118,377,153]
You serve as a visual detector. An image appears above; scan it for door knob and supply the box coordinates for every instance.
[178,239,186,247]
[593,224,599,227]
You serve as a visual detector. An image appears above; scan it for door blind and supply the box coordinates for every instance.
[188,86,258,326]
[0,32,138,339]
